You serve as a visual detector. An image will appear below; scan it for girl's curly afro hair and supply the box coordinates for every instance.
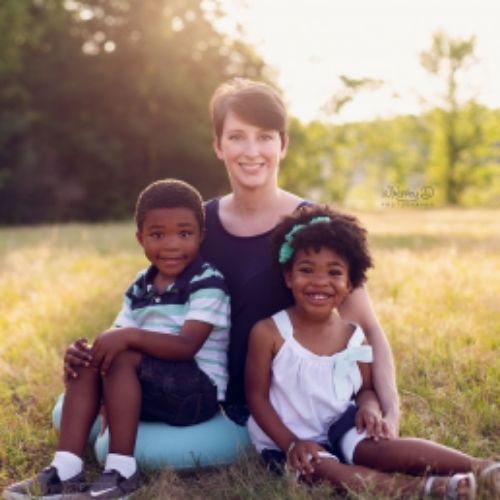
[272,204,373,288]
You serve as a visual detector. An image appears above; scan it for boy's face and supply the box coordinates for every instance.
[284,247,352,317]
[137,207,202,288]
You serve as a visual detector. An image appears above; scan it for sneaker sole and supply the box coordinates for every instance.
[3,492,87,500]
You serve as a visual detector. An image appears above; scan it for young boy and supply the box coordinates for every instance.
[4,179,230,499]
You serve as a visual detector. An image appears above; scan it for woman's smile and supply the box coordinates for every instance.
[214,111,287,190]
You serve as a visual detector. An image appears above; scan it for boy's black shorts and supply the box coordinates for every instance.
[138,356,219,426]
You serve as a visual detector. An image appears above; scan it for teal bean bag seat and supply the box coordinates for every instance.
[94,412,251,470]
[52,394,251,470]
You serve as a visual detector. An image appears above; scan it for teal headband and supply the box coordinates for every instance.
[278,216,331,264]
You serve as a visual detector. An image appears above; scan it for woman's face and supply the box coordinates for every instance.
[213,111,288,191]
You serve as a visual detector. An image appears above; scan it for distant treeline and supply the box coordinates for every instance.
[282,105,500,209]
[282,31,500,209]
[1,2,499,224]
[0,0,267,224]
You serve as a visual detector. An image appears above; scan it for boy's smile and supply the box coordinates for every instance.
[137,207,202,289]
[284,247,352,317]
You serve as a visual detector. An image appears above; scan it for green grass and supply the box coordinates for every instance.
[0,210,498,498]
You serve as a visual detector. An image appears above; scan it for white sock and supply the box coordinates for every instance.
[50,451,83,481]
[104,453,137,479]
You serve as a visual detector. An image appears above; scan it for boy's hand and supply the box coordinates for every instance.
[355,406,391,441]
[63,337,92,383]
[286,439,323,476]
[91,328,130,375]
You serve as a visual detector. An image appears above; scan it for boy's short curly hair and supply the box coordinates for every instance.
[272,205,373,288]
[134,179,204,231]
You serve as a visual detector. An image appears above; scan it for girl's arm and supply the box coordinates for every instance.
[245,319,323,474]
[245,320,296,452]
[339,285,400,436]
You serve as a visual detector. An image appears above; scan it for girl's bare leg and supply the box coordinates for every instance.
[57,365,102,457]
[354,437,477,475]
[310,457,476,498]
[102,350,143,455]
[310,458,424,497]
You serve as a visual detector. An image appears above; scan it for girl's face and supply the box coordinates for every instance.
[213,111,288,191]
[284,247,352,317]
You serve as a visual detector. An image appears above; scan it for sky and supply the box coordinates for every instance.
[215,0,500,123]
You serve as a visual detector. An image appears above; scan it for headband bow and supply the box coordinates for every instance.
[278,216,331,264]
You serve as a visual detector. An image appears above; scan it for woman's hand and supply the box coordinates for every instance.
[382,411,400,439]
[355,406,391,441]
[63,337,92,383]
[91,328,131,375]
[286,439,324,476]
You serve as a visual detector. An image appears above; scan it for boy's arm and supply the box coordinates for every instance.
[92,284,229,373]
[126,320,212,359]
[339,285,400,436]
[91,321,213,374]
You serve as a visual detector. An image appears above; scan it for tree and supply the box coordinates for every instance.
[420,31,480,205]
[0,0,267,223]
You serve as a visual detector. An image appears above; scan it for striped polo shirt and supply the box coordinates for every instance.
[113,255,230,400]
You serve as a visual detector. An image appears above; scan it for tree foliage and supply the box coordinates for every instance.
[281,31,499,208]
[0,0,266,223]
[420,31,487,205]
[1,18,499,223]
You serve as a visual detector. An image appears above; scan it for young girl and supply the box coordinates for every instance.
[245,205,499,499]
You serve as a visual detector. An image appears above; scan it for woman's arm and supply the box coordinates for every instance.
[339,285,400,436]
[355,359,391,440]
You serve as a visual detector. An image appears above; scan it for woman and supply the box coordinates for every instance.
[64,78,400,435]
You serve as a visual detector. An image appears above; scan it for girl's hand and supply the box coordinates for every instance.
[91,328,130,375]
[355,407,391,441]
[286,440,323,476]
[63,337,92,383]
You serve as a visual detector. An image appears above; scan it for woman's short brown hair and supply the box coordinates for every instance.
[209,78,288,147]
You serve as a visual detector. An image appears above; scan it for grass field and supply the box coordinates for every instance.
[0,209,498,499]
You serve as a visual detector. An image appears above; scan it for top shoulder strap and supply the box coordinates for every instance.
[271,310,294,340]
[347,323,366,347]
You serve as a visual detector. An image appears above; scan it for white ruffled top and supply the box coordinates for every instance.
[248,309,373,452]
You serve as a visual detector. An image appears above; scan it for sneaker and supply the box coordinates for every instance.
[2,466,87,499]
[88,470,140,499]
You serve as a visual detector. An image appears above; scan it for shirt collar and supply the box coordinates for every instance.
[137,255,205,297]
